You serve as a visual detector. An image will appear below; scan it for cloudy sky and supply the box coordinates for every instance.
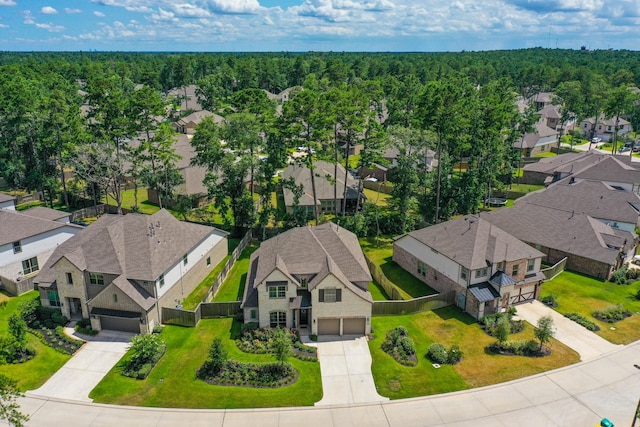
[0,0,639,51]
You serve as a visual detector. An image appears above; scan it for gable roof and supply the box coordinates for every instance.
[518,180,640,225]
[515,121,558,149]
[176,110,224,127]
[401,215,544,270]
[572,155,640,185]
[523,151,602,174]
[0,209,81,246]
[537,104,561,120]
[36,209,222,285]
[0,193,16,204]
[242,223,372,308]
[19,206,70,222]
[281,160,360,207]
[484,202,634,265]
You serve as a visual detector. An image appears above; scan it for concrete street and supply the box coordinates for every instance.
[9,339,639,427]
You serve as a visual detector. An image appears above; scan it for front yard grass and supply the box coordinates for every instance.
[360,237,437,298]
[0,291,71,391]
[90,318,322,408]
[212,242,260,302]
[541,270,640,344]
[369,306,580,399]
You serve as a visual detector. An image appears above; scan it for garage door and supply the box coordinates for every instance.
[510,285,536,305]
[100,316,140,333]
[343,318,366,335]
[317,318,340,335]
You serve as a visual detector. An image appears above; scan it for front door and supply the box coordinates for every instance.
[300,309,309,327]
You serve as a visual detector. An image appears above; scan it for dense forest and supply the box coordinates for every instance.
[1,49,639,236]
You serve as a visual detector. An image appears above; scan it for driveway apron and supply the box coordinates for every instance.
[28,329,133,402]
[314,335,388,406]
[515,300,621,361]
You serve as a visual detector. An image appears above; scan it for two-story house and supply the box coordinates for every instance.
[0,205,82,296]
[241,223,373,336]
[34,209,227,334]
[393,216,545,320]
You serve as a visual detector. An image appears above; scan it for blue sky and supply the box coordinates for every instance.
[1,0,639,51]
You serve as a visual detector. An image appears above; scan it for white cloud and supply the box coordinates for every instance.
[22,10,36,24]
[0,23,7,27]
[0,0,16,5]
[35,22,65,32]
[64,8,82,14]
[204,0,261,14]
[94,11,106,17]
[41,6,58,14]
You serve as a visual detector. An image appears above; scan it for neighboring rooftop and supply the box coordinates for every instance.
[19,206,70,222]
[403,215,544,270]
[281,160,360,207]
[0,209,81,246]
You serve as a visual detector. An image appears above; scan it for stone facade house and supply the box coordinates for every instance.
[34,209,227,334]
[241,223,373,336]
[393,216,545,320]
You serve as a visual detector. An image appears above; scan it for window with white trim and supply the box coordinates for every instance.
[527,259,535,272]
[460,267,468,281]
[158,274,165,287]
[324,288,337,302]
[22,257,39,275]
[512,264,519,277]
[268,284,286,299]
[475,268,488,279]
[417,261,427,276]
[89,272,104,286]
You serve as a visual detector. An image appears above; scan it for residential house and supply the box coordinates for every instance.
[513,121,559,157]
[518,180,640,232]
[360,147,437,182]
[34,209,228,334]
[241,223,373,336]
[564,155,640,193]
[0,193,16,210]
[0,207,82,296]
[484,202,636,280]
[281,160,365,216]
[174,110,225,135]
[528,92,555,111]
[537,104,562,131]
[167,85,203,112]
[521,151,607,185]
[580,115,632,142]
[393,215,545,320]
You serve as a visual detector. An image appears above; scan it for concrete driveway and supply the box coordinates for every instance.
[28,329,133,402]
[515,300,621,361]
[314,336,388,406]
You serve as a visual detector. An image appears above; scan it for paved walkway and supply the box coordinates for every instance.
[10,340,640,427]
[27,329,132,402]
[314,336,388,406]
[515,300,621,361]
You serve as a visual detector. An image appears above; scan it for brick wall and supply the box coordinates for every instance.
[539,245,612,279]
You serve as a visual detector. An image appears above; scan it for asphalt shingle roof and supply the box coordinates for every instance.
[403,215,544,270]
[241,223,372,308]
[281,160,360,207]
[0,209,81,246]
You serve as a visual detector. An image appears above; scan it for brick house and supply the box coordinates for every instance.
[34,209,227,334]
[241,223,373,336]
[393,215,545,320]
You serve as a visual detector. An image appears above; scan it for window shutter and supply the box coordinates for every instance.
[336,289,342,302]
[319,289,324,302]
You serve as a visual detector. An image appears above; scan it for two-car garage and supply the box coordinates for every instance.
[91,308,141,334]
[317,317,366,336]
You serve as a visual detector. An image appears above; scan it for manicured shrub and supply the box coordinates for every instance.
[610,267,628,284]
[427,343,448,364]
[540,294,558,307]
[564,313,600,331]
[447,345,463,364]
[592,304,632,323]
[381,327,417,366]
[123,333,166,378]
[625,268,638,280]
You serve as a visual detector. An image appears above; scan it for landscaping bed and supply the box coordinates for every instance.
[381,326,417,366]
[30,326,84,355]
[200,360,297,388]
[236,324,317,361]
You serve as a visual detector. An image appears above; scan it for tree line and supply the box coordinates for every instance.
[1,49,639,237]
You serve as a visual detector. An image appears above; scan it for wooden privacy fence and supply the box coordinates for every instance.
[372,291,455,316]
[200,230,252,304]
[541,257,567,280]
[162,302,242,326]
[364,254,406,301]
[161,231,252,327]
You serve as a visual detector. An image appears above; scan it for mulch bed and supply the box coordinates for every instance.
[487,344,551,357]
[32,328,84,355]
[201,367,299,388]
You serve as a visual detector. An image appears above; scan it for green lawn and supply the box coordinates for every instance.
[533,151,557,158]
[370,306,580,399]
[105,188,162,215]
[213,242,260,302]
[0,292,71,391]
[182,239,242,310]
[363,188,391,207]
[369,281,390,301]
[508,183,545,193]
[360,237,437,298]
[90,318,322,408]
[540,271,640,344]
